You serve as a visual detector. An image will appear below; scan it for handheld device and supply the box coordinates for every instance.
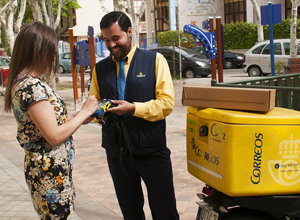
[91,99,115,117]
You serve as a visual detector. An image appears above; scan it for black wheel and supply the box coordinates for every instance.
[58,65,65,74]
[220,207,273,220]
[248,66,262,77]
[184,68,196,78]
[224,59,233,69]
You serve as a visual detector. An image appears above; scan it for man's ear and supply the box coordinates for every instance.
[127,27,132,37]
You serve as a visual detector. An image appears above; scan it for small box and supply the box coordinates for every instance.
[187,106,300,196]
[182,86,276,112]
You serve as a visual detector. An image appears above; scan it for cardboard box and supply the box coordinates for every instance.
[182,86,276,112]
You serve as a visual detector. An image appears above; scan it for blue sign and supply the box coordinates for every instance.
[261,3,282,76]
[202,19,210,30]
[261,3,282,25]
[75,40,91,67]
[88,26,94,38]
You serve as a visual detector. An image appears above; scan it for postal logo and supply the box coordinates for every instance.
[137,72,145,77]
[268,133,300,186]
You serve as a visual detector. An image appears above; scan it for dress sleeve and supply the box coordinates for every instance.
[20,79,49,110]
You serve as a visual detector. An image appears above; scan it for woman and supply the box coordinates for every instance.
[4,21,98,219]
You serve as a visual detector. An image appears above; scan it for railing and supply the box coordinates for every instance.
[211,73,300,111]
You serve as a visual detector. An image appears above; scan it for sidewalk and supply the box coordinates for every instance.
[0,79,206,220]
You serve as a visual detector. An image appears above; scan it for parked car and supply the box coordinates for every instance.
[243,39,300,77]
[58,52,104,73]
[0,56,10,89]
[148,46,211,78]
[0,56,10,69]
[191,46,244,69]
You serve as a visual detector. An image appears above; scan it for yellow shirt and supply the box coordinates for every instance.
[89,45,174,122]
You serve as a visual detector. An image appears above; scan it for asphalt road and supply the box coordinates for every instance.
[59,67,250,84]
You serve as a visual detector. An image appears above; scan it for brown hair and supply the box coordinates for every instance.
[4,21,59,112]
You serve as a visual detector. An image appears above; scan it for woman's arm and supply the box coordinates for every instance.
[28,95,98,147]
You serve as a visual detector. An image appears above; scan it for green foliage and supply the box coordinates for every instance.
[223,21,258,49]
[157,30,194,48]
[157,18,299,50]
[22,0,81,26]
[223,18,300,49]
[268,61,287,75]
[0,25,10,56]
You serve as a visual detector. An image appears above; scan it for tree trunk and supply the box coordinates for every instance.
[27,0,43,21]
[250,0,264,42]
[14,0,27,36]
[54,0,63,30]
[290,0,300,58]
[5,1,17,55]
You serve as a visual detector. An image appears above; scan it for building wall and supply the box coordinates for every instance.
[178,0,287,32]
[72,0,113,40]
[178,0,224,32]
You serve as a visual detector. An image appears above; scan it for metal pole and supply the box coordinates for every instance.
[209,17,217,82]
[216,16,223,83]
[80,65,86,102]
[68,28,79,111]
[177,6,182,82]
[88,26,96,81]
[268,2,275,76]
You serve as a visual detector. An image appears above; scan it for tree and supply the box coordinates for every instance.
[250,0,264,42]
[0,0,27,55]
[0,0,80,55]
[27,0,80,30]
[290,0,300,58]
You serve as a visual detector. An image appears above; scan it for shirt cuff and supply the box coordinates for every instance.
[133,102,146,118]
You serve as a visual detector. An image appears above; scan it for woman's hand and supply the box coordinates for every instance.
[81,95,99,117]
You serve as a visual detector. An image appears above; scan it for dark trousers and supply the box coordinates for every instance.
[107,147,179,220]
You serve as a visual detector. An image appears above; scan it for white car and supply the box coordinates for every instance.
[243,39,300,77]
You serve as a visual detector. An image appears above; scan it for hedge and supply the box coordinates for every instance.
[156,18,300,50]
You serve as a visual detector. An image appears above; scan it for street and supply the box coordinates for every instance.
[59,67,249,85]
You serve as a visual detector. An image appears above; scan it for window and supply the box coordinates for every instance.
[274,43,282,55]
[252,45,266,54]
[283,42,290,55]
[261,43,282,55]
[224,0,246,24]
[62,53,70,59]
[262,44,271,55]
[0,57,10,66]
[154,0,170,33]
[284,42,300,55]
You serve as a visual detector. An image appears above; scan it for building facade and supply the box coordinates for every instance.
[175,0,298,33]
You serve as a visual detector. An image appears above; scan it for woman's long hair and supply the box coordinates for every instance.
[4,21,59,112]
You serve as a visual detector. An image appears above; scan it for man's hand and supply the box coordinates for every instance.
[107,100,135,116]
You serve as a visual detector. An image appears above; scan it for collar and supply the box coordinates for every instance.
[112,44,137,64]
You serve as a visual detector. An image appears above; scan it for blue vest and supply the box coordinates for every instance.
[95,48,166,157]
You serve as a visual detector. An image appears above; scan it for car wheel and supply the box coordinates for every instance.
[224,59,233,69]
[184,68,196,78]
[248,66,262,77]
[58,65,65,74]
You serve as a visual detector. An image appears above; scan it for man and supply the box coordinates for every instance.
[89,11,179,220]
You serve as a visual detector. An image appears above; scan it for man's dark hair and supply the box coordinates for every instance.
[100,11,132,32]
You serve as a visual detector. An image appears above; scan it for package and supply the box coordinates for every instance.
[182,86,276,112]
[186,106,300,196]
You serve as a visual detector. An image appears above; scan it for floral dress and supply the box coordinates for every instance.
[11,75,75,220]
